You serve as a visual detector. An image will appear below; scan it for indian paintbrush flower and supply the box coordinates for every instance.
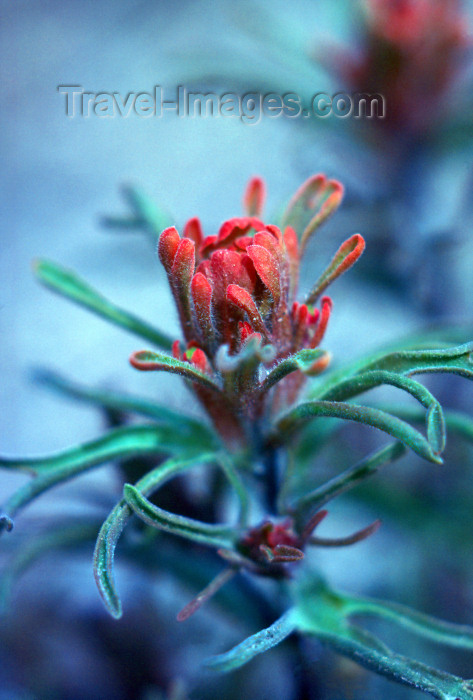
[130,175,364,447]
[2,174,473,698]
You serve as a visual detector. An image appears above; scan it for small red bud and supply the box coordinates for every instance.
[243,176,266,217]
[191,272,214,341]
[158,227,181,273]
[171,238,195,285]
[172,340,182,359]
[311,296,333,348]
[183,217,204,248]
[238,321,254,344]
[186,347,209,373]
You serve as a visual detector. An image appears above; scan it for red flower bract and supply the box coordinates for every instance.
[132,175,363,445]
[158,212,334,363]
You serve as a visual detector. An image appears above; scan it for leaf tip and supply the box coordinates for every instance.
[123,483,137,502]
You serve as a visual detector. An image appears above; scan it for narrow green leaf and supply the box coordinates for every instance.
[217,454,249,526]
[308,624,473,700]
[123,484,235,548]
[93,500,130,618]
[292,442,406,516]
[363,343,473,379]
[426,404,446,457]
[34,259,173,350]
[205,610,296,672]
[0,426,185,477]
[124,186,174,236]
[0,426,184,528]
[311,340,473,401]
[93,453,219,618]
[130,350,221,392]
[319,370,446,456]
[101,186,173,240]
[378,405,473,446]
[259,349,329,394]
[341,592,473,651]
[274,401,442,464]
[33,368,214,437]
[100,215,142,231]
[294,576,473,700]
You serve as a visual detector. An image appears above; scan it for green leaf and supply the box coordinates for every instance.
[363,343,473,378]
[291,442,406,518]
[93,500,131,618]
[378,405,473,446]
[318,370,446,456]
[102,186,174,240]
[293,575,473,700]
[310,340,473,401]
[205,610,296,672]
[341,592,473,651]
[0,426,186,528]
[258,349,329,394]
[93,452,219,618]
[217,454,249,526]
[100,215,143,231]
[274,401,442,463]
[130,350,221,392]
[34,259,173,350]
[307,624,473,700]
[33,368,214,438]
[123,484,235,548]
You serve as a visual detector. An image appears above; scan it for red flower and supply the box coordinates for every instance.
[236,511,381,570]
[337,0,470,134]
[131,176,364,444]
[157,176,356,361]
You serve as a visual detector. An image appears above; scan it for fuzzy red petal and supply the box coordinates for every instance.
[171,238,195,287]
[310,296,333,348]
[183,217,204,248]
[158,227,181,273]
[243,177,266,217]
[226,284,266,335]
[191,272,214,340]
[247,244,281,304]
